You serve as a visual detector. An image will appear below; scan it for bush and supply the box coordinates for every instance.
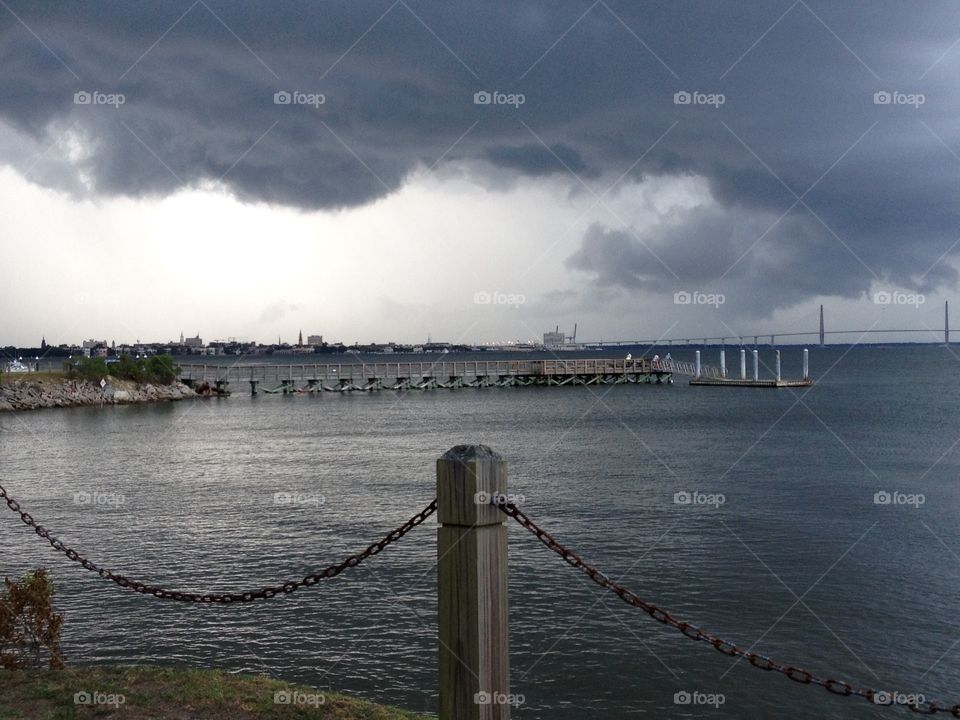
[63,356,108,381]
[63,355,179,385]
[0,569,65,670]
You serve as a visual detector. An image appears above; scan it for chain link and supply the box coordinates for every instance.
[497,501,960,716]
[0,483,436,603]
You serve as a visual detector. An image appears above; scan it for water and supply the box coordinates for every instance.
[1,345,958,719]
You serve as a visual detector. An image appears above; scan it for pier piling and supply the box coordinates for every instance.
[437,446,510,720]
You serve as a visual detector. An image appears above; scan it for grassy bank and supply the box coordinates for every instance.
[0,665,427,719]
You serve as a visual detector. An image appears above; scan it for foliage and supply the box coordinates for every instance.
[63,356,108,381]
[0,569,64,670]
[64,354,179,385]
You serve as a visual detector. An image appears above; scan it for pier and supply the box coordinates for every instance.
[178,358,674,394]
[687,348,813,388]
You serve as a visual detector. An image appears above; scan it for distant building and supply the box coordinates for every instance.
[307,335,323,346]
[543,331,565,349]
[183,334,203,349]
[82,339,107,349]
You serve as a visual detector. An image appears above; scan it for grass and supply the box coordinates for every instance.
[0,665,428,720]
[0,371,68,385]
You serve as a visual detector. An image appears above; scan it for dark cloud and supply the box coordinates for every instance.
[2,0,960,313]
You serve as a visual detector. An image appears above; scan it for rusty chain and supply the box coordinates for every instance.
[496,500,959,716]
[0,483,436,603]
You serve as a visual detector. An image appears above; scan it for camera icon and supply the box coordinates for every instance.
[673,491,691,505]
[474,691,492,705]
[873,690,893,705]
[673,291,691,305]
[274,690,292,705]
[473,290,492,305]
[74,691,92,705]
[274,91,292,105]
[874,91,892,105]
[273,492,292,505]
[873,290,891,304]
[74,91,91,105]
[474,91,492,105]
[874,490,892,505]
[473,491,491,505]
[74,491,92,505]
[674,690,692,705]
[673,91,692,105]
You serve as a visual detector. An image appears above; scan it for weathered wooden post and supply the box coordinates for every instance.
[437,445,510,720]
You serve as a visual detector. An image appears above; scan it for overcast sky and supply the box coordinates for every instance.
[2,1,959,346]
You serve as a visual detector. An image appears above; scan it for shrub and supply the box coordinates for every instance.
[0,569,65,670]
[63,356,108,381]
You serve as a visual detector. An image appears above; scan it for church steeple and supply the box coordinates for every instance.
[40,336,47,350]
[298,330,303,347]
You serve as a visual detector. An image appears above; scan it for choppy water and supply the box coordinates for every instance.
[1,345,958,719]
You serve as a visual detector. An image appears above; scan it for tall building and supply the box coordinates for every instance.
[307,335,323,346]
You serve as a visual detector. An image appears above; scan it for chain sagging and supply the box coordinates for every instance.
[495,500,960,717]
[0,483,436,603]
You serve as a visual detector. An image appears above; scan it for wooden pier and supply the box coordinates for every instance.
[178,359,674,394]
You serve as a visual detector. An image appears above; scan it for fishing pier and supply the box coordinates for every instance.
[178,358,675,395]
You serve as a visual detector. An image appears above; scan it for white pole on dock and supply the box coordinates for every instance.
[803,348,809,380]
[695,350,701,378]
[740,349,746,380]
[775,350,782,382]
[752,350,759,381]
[719,349,726,378]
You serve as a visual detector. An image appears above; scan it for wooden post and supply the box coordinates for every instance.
[437,445,510,720]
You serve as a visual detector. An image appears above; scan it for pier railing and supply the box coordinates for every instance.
[1,445,950,718]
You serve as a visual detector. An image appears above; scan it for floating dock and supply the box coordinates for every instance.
[689,377,813,388]
[178,359,674,394]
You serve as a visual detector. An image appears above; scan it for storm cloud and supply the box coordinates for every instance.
[2,0,960,316]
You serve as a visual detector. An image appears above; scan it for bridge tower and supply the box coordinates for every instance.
[946,301,951,346]
[819,304,825,347]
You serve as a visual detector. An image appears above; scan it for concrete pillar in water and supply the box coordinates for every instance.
[720,349,726,378]
[752,350,759,381]
[803,348,809,380]
[775,350,782,382]
[740,349,746,380]
[695,350,701,378]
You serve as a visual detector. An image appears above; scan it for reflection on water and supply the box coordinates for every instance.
[1,346,958,719]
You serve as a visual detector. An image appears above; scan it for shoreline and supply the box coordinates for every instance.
[0,376,197,412]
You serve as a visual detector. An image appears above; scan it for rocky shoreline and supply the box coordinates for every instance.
[0,376,197,412]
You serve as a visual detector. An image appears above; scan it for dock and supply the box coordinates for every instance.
[178,358,674,394]
[689,377,813,388]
